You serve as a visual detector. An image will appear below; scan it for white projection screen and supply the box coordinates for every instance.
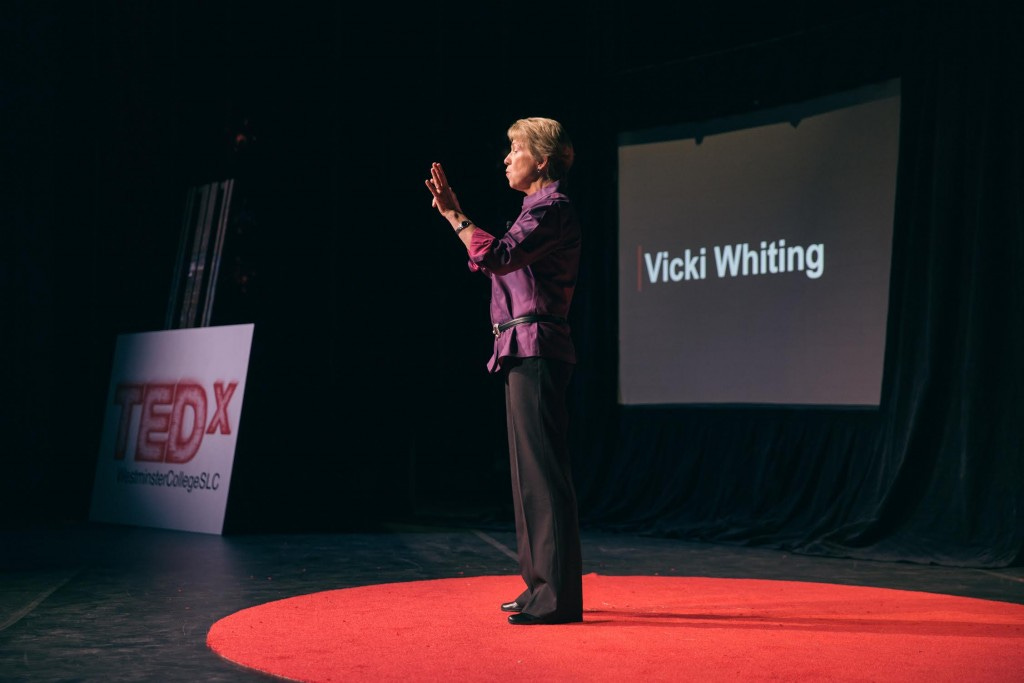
[618,79,900,406]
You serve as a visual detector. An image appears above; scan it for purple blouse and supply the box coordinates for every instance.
[467,180,581,374]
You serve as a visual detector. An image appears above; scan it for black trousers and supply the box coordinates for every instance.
[504,356,583,620]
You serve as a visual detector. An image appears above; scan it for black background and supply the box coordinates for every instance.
[6,1,1022,566]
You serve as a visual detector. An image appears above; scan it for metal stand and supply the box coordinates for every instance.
[165,179,235,329]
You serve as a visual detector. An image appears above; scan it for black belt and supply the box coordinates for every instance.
[492,314,568,338]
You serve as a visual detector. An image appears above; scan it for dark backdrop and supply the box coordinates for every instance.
[5,1,1021,567]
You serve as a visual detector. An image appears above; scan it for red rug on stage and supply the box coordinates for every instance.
[207,573,1024,682]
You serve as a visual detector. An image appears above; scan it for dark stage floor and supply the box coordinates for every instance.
[2,516,1023,682]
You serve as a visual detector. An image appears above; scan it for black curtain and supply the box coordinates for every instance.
[5,3,1021,567]
[572,2,1024,568]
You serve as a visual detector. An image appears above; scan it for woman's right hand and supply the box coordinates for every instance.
[425,162,461,215]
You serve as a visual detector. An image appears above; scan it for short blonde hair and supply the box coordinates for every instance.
[508,117,575,180]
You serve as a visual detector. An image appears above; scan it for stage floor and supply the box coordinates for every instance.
[2,518,1022,682]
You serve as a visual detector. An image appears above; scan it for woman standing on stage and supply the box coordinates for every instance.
[425,116,583,625]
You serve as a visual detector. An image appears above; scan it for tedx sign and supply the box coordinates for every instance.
[89,324,255,534]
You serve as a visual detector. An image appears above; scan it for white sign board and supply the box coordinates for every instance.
[89,323,255,534]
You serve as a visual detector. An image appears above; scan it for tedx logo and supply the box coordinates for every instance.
[112,380,239,464]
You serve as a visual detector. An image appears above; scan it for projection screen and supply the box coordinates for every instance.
[617,79,900,406]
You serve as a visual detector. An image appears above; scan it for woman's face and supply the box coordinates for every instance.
[504,138,539,193]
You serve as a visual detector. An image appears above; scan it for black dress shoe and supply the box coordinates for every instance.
[508,612,581,626]
[501,601,525,613]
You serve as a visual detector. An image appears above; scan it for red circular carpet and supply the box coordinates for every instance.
[207,573,1024,682]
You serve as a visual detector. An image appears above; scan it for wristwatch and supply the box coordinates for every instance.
[455,220,473,233]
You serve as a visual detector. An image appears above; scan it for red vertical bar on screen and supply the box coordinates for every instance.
[637,245,642,292]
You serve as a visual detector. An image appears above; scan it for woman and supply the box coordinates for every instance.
[426,117,583,625]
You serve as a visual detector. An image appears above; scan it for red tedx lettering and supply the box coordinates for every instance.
[112,380,236,463]
[206,381,238,435]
